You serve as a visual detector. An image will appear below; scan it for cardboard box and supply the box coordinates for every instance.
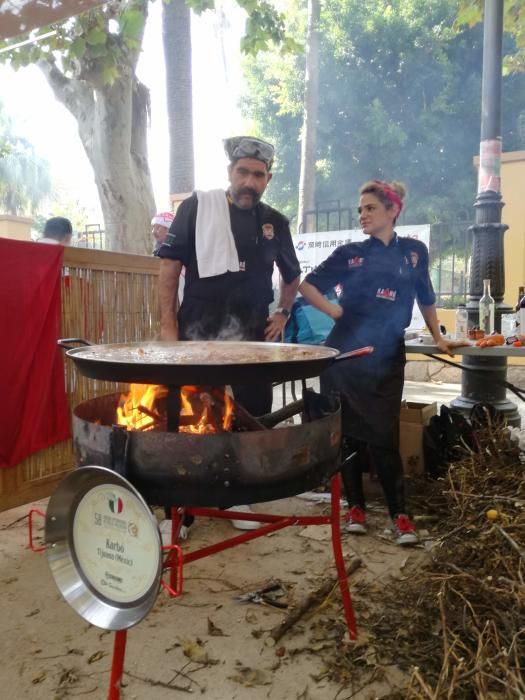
[399,401,437,476]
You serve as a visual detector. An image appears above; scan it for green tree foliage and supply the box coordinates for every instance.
[0,0,294,251]
[242,0,525,225]
[0,102,51,215]
[457,0,525,74]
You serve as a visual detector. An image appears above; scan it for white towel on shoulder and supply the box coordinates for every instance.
[195,189,239,278]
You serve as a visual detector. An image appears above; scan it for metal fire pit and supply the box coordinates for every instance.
[73,391,341,508]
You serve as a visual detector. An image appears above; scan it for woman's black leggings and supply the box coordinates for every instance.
[340,438,405,519]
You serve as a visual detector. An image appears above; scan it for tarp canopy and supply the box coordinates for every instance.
[0,0,107,41]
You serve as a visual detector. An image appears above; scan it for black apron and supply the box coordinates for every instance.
[321,321,405,449]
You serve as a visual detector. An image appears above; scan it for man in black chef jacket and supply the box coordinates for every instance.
[156,135,301,417]
[156,137,301,535]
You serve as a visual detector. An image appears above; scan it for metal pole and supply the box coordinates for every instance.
[452,0,520,426]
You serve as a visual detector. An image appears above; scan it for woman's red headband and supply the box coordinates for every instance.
[373,180,403,213]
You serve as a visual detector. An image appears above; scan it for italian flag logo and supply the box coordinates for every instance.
[108,493,123,514]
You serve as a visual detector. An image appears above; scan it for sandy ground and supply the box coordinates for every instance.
[0,480,429,700]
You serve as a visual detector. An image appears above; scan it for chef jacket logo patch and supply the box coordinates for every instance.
[376,287,397,302]
[409,251,419,268]
[262,224,275,240]
[348,256,364,268]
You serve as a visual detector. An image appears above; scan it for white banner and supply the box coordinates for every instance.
[290,225,431,330]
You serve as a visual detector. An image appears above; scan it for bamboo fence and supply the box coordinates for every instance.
[0,247,160,512]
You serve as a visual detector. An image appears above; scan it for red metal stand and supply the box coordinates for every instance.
[30,475,357,699]
[106,473,357,699]
[108,630,127,700]
[28,508,46,552]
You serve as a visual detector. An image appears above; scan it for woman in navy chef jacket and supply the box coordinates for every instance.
[299,180,463,545]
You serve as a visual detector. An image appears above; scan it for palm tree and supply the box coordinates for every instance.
[162,0,195,199]
[297,0,320,233]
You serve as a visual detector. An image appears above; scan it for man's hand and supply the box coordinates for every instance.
[435,337,470,357]
[265,312,288,341]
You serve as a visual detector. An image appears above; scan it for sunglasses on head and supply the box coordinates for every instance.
[226,137,274,170]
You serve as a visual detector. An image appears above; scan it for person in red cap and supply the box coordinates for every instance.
[151,211,175,254]
[300,179,466,546]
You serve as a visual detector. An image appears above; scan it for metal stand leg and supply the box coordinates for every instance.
[108,629,127,700]
[169,507,183,590]
[330,474,357,639]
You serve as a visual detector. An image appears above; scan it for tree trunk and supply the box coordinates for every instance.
[162,0,195,197]
[297,0,320,234]
[36,0,155,254]
[39,61,155,254]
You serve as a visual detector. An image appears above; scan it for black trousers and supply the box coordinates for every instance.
[340,437,405,519]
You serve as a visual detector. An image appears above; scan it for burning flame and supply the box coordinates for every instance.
[179,386,234,434]
[116,384,168,432]
[116,384,234,433]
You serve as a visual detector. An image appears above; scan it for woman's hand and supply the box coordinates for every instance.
[329,304,344,321]
[435,337,470,357]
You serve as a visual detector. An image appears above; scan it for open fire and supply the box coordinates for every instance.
[116,384,234,434]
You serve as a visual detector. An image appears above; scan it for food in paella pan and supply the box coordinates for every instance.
[73,341,336,365]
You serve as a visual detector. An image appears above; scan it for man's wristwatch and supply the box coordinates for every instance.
[275,307,290,318]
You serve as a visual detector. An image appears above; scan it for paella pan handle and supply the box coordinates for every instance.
[335,346,374,361]
[57,338,94,350]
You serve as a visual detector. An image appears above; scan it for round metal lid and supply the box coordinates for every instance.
[45,466,162,631]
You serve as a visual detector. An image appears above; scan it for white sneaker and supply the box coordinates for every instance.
[179,524,191,540]
[225,505,261,530]
[159,518,192,544]
[159,519,173,546]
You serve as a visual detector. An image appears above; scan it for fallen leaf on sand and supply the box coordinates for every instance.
[207,618,228,637]
[31,671,46,684]
[88,650,106,664]
[182,638,218,665]
[57,668,79,687]
[297,526,331,542]
[230,664,272,686]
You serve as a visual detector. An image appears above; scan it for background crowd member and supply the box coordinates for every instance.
[299,180,465,546]
[156,135,300,533]
[38,217,73,245]
[151,211,174,254]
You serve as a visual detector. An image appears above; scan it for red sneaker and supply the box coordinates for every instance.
[345,506,367,534]
[393,514,418,546]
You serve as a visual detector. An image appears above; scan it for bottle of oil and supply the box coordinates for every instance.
[515,286,525,313]
[518,288,525,334]
[479,279,495,335]
[455,304,468,339]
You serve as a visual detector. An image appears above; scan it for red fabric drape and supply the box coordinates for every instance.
[0,239,70,468]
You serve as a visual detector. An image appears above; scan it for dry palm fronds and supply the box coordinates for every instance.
[309,414,525,698]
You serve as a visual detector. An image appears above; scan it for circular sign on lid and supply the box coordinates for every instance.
[46,466,162,631]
